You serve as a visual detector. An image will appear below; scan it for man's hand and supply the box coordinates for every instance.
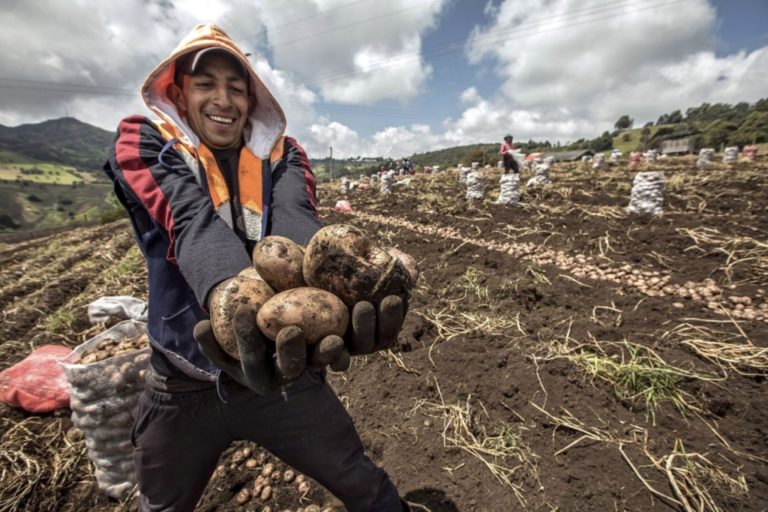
[315,295,407,372]
[194,307,307,394]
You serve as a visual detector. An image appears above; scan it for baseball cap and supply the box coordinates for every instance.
[174,47,248,85]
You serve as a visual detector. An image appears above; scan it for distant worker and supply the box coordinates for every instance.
[500,134,520,174]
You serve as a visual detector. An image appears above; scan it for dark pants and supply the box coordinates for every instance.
[131,368,403,511]
[503,154,519,174]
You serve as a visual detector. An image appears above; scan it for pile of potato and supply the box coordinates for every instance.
[210,445,334,511]
[62,322,150,498]
[210,224,416,361]
[78,333,149,364]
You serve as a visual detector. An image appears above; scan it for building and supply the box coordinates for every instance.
[660,131,696,155]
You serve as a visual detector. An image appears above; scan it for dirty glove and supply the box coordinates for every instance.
[315,295,406,372]
[194,308,307,394]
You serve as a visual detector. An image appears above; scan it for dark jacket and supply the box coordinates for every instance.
[103,25,322,381]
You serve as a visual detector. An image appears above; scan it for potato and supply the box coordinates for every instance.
[303,225,413,307]
[256,288,349,344]
[210,271,275,359]
[386,247,419,283]
[252,236,306,292]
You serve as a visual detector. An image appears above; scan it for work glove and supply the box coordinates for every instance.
[317,295,407,372]
[194,308,306,395]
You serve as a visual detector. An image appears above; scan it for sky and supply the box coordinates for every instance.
[0,0,766,159]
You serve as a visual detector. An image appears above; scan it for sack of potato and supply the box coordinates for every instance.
[208,225,417,374]
[61,320,150,499]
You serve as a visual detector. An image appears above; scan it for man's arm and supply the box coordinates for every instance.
[268,137,323,246]
[109,115,251,306]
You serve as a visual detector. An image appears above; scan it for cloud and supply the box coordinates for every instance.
[259,0,447,104]
[459,0,767,143]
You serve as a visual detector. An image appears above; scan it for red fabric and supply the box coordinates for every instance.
[116,116,178,263]
[334,200,353,213]
[0,345,74,413]
[285,136,317,213]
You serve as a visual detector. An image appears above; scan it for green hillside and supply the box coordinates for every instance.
[612,124,675,153]
[0,117,113,172]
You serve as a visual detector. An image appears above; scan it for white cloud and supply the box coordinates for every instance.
[460,86,481,105]
[459,0,767,143]
[259,0,447,104]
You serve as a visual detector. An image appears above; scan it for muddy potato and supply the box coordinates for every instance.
[210,271,275,359]
[303,225,413,307]
[253,236,307,292]
[257,288,349,344]
[386,247,419,283]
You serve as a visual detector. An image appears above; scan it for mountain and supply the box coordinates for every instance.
[0,117,114,171]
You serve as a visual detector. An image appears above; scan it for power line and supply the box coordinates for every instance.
[0,0,687,124]
[283,0,685,88]
[268,0,442,49]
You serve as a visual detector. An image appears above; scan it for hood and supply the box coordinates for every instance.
[141,24,286,159]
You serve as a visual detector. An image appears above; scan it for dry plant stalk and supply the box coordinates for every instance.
[650,440,748,512]
[677,226,768,283]
[0,417,90,512]
[413,381,537,506]
[665,322,768,377]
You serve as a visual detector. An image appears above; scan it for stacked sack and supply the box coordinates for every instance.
[526,159,551,187]
[62,320,150,498]
[340,177,350,195]
[592,153,605,169]
[644,149,658,164]
[459,165,470,185]
[495,173,520,205]
[609,149,622,164]
[380,172,394,194]
[723,146,739,163]
[742,145,758,161]
[465,170,484,200]
[697,148,715,167]
[626,171,664,216]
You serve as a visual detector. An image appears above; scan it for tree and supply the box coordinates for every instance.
[704,119,738,148]
[614,115,633,131]
[667,110,683,124]
[640,126,651,149]
[729,112,768,146]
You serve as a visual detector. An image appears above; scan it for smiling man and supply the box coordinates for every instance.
[104,24,409,511]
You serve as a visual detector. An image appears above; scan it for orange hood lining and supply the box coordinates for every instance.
[141,24,286,160]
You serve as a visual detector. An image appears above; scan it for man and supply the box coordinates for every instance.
[105,24,408,511]
[500,134,520,174]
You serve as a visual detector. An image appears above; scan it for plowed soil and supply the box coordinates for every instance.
[0,157,766,512]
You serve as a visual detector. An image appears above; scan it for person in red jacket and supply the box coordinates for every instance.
[499,134,520,174]
[104,24,410,511]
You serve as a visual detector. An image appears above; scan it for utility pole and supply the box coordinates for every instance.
[329,146,333,182]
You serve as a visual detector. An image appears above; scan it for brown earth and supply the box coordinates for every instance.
[0,158,766,512]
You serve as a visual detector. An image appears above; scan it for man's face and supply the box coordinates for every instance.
[175,53,253,150]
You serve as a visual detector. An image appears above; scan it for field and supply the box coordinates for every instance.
[0,156,766,511]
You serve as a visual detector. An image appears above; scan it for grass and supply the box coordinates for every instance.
[542,339,718,423]
[44,309,78,334]
[457,267,490,302]
[0,163,98,185]
[611,124,675,154]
